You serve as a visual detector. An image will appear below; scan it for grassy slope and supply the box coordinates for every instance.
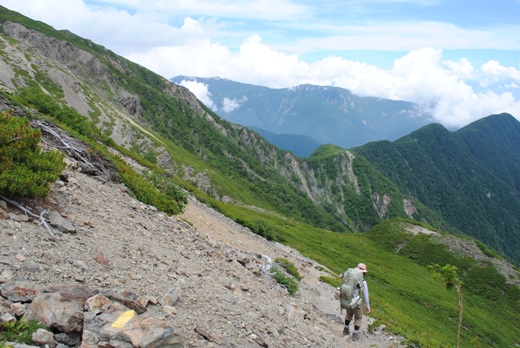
[268,213,520,347]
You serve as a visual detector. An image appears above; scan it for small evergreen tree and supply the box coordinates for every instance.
[0,112,65,198]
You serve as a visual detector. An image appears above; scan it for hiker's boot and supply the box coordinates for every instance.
[342,327,350,336]
[351,332,359,341]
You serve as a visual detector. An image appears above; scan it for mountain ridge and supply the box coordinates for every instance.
[354,113,520,261]
[170,75,433,151]
[247,126,321,157]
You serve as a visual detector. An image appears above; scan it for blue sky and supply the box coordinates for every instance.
[1,0,519,128]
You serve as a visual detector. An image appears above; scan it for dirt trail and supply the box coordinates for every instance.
[180,197,407,348]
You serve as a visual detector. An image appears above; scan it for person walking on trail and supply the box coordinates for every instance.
[342,262,370,341]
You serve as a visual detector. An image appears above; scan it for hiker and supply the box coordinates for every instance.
[342,262,370,341]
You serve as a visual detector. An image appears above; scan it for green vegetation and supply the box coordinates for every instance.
[307,146,416,231]
[116,162,184,215]
[271,266,299,295]
[319,275,342,287]
[315,266,343,287]
[429,263,464,348]
[0,111,65,198]
[17,86,102,141]
[275,258,303,280]
[233,218,282,242]
[7,88,187,215]
[142,170,188,209]
[354,119,520,264]
[0,318,48,345]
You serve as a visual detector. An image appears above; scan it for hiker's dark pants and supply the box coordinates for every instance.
[345,306,363,327]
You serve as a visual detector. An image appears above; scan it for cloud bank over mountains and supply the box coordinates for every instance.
[172,43,520,129]
[1,0,519,128]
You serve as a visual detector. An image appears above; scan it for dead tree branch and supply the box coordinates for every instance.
[40,209,60,241]
[32,119,112,181]
[0,194,59,241]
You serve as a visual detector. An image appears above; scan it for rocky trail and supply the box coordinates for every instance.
[0,153,406,347]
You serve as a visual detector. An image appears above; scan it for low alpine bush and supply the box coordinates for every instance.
[0,112,65,198]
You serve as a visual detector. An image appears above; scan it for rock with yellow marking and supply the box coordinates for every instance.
[82,293,183,348]
[111,309,135,329]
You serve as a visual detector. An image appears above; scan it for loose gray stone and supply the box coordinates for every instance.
[1,281,43,302]
[32,328,56,347]
[48,211,76,233]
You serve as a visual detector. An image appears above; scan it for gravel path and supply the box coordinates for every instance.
[180,197,407,348]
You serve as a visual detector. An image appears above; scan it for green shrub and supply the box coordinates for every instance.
[119,167,182,215]
[271,266,299,295]
[233,218,284,242]
[275,258,303,280]
[0,112,65,198]
[142,170,188,211]
[319,275,342,287]
[0,318,48,345]
[17,86,101,140]
[475,240,500,259]
[254,220,275,241]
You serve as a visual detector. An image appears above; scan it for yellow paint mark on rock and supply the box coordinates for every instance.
[112,310,135,329]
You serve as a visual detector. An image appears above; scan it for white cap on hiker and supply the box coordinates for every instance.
[357,263,367,273]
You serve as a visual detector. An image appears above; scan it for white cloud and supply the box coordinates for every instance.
[432,90,520,128]
[87,0,139,7]
[135,0,307,21]
[181,17,204,33]
[177,82,245,113]
[480,60,520,87]
[286,22,520,54]
[443,58,475,80]
[132,36,520,128]
[0,0,204,54]
[179,80,216,111]
[221,96,247,113]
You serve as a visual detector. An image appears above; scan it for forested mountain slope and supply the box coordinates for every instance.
[354,114,520,263]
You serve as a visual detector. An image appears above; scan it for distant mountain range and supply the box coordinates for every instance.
[171,76,433,155]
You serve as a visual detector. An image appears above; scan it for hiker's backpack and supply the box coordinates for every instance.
[339,268,364,310]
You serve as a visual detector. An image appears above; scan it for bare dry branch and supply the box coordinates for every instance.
[40,209,60,241]
[0,194,59,241]
[35,120,94,167]
[32,119,113,181]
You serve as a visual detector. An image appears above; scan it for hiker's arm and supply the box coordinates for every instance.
[363,280,370,313]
